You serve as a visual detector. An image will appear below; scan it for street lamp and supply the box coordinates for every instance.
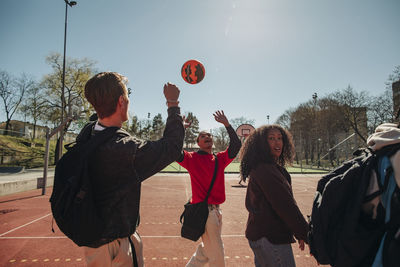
[267,115,270,124]
[312,92,318,102]
[59,0,77,161]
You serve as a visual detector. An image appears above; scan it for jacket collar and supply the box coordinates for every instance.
[197,149,211,155]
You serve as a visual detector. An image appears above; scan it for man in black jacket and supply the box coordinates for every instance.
[82,72,184,266]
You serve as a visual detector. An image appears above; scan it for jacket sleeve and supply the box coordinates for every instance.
[134,106,184,181]
[255,164,309,241]
[226,125,241,159]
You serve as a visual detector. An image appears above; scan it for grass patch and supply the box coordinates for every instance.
[0,135,58,168]
[162,161,329,174]
[1,134,330,174]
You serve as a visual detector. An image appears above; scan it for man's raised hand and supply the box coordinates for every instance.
[213,110,230,127]
[164,82,180,107]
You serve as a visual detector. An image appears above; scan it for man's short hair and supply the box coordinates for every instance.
[84,72,128,119]
[196,131,212,143]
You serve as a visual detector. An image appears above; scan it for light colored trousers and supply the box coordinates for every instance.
[83,231,144,267]
[186,205,225,267]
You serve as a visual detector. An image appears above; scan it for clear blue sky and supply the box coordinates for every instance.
[1,0,399,131]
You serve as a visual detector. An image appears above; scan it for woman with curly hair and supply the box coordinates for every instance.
[239,125,308,267]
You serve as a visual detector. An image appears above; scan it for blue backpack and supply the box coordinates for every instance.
[371,152,400,267]
[308,143,400,267]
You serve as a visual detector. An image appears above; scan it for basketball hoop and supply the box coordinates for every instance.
[236,124,255,141]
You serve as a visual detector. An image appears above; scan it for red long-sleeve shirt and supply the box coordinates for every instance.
[178,149,233,204]
[178,125,241,204]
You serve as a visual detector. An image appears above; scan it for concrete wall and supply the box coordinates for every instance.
[0,176,53,197]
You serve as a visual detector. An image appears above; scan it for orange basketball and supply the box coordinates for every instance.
[181,59,205,84]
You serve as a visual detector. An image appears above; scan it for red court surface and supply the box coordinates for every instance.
[0,173,325,266]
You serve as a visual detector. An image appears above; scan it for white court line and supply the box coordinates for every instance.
[0,234,246,239]
[0,239,67,240]
[141,184,184,193]
[142,234,245,238]
[0,213,51,237]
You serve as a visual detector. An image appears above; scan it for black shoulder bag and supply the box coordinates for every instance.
[180,154,219,241]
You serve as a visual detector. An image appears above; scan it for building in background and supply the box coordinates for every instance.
[0,120,76,142]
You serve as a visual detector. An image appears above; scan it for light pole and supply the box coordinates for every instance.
[58,0,77,161]
[312,92,318,166]
[267,115,270,124]
[147,112,151,140]
[312,92,318,102]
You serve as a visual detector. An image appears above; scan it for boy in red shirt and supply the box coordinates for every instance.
[177,110,241,267]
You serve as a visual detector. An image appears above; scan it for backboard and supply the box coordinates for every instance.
[236,124,256,139]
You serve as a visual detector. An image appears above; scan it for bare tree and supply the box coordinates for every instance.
[0,71,33,135]
[330,86,369,143]
[41,53,97,128]
[317,97,345,166]
[213,127,229,152]
[285,96,345,167]
[230,117,255,130]
[40,53,97,161]
[385,65,400,90]
[276,109,294,130]
[368,89,393,133]
[290,102,314,164]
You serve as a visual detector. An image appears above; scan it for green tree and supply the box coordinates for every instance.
[184,112,199,148]
[129,115,140,136]
[19,82,47,140]
[150,113,165,140]
[128,116,148,139]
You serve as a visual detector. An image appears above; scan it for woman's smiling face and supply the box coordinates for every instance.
[267,128,283,160]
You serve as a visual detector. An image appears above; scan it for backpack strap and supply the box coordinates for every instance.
[364,163,393,203]
[83,126,119,154]
[371,153,400,266]
[363,144,400,203]
[204,154,219,203]
[76,126,119,198]
[375,142,400,159]
[128,235,139,267]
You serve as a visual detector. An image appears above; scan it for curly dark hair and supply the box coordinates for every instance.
[239,124,295,182]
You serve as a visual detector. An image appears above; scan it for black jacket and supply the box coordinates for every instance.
[85,106,184,246]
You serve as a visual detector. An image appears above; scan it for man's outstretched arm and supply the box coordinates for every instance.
[213,110,241,158]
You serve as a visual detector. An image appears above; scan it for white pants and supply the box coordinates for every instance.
[83,231,144,267]
[186,205,225,267]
